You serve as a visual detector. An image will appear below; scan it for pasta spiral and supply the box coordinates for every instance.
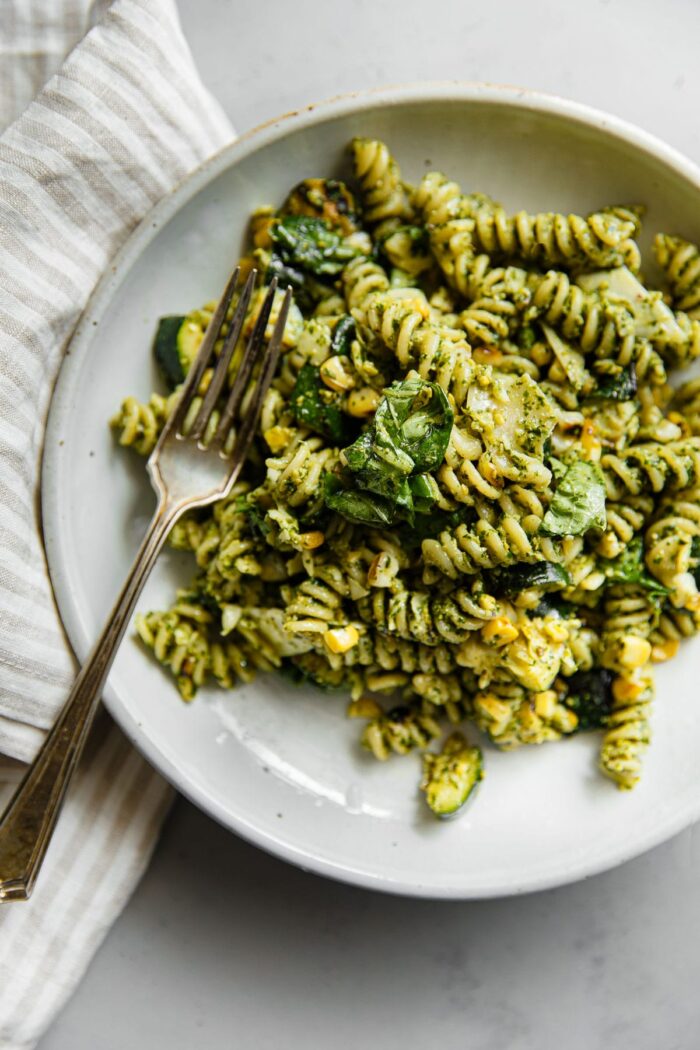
[599,668,653,790]
[644,488,700,607]
[602,439,700,499]
[654,232,700,318]
[470,207,637,270]
[110,392,178,456]
[342,255,390,312]
[528,270,635,356]
[352,137,413,224]
[357,586,500,645]
[361,703,442,760]
[362,291,474,403]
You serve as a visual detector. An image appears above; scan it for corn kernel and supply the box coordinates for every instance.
[347,386,381,417]
[617,635,652,670]
[299,530,325,550]
[543,621,569,643]
[481,617,519,646]
[534,690,558,718]
[263,425,295,453]
[473,346,503,366]
[612,675,646,702]
[347,697,383,719]
[686,594,700,612]
[323,625,360,654]
[651,638,680,663]
[581,419,602,461]
[478,455,501,487]
[320,355,355,392]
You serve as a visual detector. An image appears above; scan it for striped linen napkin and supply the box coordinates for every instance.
[0,2,233,1046]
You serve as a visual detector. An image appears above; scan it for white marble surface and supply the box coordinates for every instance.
[39,0,700,1046]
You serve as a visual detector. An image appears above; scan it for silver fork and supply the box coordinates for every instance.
[0,268,291,902]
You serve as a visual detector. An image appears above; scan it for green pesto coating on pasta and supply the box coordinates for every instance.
[112,137,700,817]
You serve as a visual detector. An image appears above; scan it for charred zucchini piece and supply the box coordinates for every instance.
[290,363,354,444]
[493,562,572,596]
[420,733,483,818]
[590,365,638,401]
[330,314,356,356]
[563,669,614,731]
[153,314,205,389]
[281,178,359,233]
[270,216,360,277]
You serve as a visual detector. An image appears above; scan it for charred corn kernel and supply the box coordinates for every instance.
[263,425,295,452]
[347,386,381,417]
[365,672,409,692]
[534,690,558,718]
[617,635,652,670]
[481,617,519,645]
[612,675,646,702]
[473,346,503,366]
[651,638,680,663]
[543,621,569,643]
[581,419,602,461]
[323,625,359,654]
[347,697,383,719]
[299,530,325,550]
[367,551,399,587]
[478,455,502,487]
[320,355,355,392]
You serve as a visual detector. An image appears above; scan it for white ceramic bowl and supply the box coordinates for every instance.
[42,83,700,898]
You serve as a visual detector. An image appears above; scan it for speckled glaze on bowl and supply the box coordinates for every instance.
[42,83,700,898]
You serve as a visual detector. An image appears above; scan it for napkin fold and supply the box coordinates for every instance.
[0,2,234,1046]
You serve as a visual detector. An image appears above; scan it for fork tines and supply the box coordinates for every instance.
[159,268,292,459]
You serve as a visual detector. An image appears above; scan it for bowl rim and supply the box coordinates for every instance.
[42,81,700,899]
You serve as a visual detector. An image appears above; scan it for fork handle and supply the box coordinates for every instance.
[0,499,178,902]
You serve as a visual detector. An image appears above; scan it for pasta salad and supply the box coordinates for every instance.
[111,138,700,818]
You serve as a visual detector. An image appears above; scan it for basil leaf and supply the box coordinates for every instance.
[271,216,360,276]
[379,376,453,472]
[541,460,607,536]
[601,536,670,596]
[290,363,353,444]
[342,375,452,496]
[322,473,397,527]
